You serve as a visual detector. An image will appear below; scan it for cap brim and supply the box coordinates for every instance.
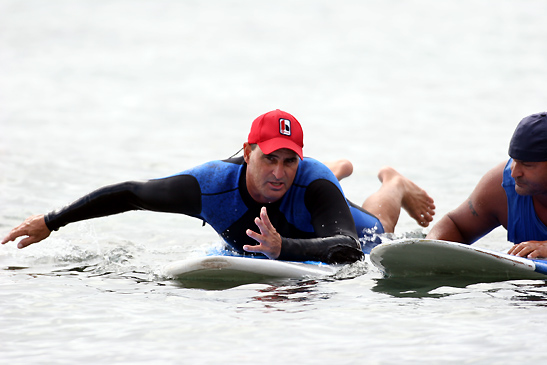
[258,138,304,160]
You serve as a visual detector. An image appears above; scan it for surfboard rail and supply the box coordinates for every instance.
[370,239,547,280]
[163,255,338,285]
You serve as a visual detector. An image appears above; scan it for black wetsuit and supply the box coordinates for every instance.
[45,157,383,264]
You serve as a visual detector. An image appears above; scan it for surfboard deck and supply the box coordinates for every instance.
[163,256,338,288]
[370,239,547,280]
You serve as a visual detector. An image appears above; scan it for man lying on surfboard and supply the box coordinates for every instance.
[2,109,435,264]
[427,112,547,259]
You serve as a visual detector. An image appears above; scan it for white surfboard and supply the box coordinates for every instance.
[370,239,547,280]
[163,256,338,287]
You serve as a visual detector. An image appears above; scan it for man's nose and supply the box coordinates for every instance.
[511,162,522,178]
[272,163,285,179]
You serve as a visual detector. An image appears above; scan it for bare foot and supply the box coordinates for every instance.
[378,166,436,227]
[324,159,354,181]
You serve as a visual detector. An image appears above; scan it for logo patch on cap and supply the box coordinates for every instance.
[279,118,291,136]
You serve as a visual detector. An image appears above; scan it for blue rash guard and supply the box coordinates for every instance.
[502,158,547,243]
[45,157,383,263]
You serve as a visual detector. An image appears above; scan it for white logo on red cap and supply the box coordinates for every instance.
[279,118,291,136]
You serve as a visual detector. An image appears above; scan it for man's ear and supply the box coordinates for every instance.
[243,142,251,163]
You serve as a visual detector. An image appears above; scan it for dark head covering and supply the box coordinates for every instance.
[508,112,547,162]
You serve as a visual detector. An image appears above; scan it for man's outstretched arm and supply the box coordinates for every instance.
[2,175,201,248]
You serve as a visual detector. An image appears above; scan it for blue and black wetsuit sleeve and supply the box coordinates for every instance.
[279,235,363,264]
[44,175,201,231]
[277,179,364,264]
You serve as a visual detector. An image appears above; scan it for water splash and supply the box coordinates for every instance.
[359,226,426,254]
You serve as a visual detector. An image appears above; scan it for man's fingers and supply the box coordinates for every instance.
[243,228,264,254]
[246,228,260,241]
[1,233,15,245]
[508,243,525,256]
[250,208,268,235]
[2,228,24,245]
[259,206,273,228]
[2,215,51,249]
[517,248,532,257]
[513,248,529,257]
[253,217,265,234]
[17,237,36,249]
[507,242,546,258]
[243,243,260,253]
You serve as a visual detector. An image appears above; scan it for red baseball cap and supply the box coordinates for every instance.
[247,109,304,159]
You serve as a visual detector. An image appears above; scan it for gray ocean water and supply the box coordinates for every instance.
[2,0,547,363]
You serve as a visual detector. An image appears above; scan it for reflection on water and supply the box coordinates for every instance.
[170,275,297,291]
[373,274,547,305]
[372,274,546,298]
[510,281,547,307]
[251,279,330,304]
[371,275,485,298]
[4,266,29,271]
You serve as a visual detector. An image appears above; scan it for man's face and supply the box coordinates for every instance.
[244,143,300,204]
[511,159,547,196]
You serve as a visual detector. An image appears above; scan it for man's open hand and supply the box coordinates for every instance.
[243,207,282,259]
[1,215,51,249]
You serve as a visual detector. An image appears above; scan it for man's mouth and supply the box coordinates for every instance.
[514,180,527,190]
[268,181,284,189]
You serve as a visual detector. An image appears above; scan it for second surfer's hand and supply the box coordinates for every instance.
[244,206,282,259]
[507,240,547,259]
